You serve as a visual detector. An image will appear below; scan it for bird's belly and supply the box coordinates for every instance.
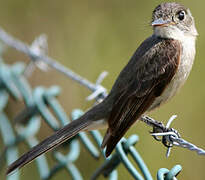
[149,43,195,111]
[149,71,187,110]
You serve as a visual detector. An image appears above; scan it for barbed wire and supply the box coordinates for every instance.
[141,115,205,156]
[0,26,204,179]
[0,27,203,157]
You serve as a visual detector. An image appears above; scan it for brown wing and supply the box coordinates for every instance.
[102,36,181,157]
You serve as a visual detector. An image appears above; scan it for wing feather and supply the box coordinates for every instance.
[103,36,181,156]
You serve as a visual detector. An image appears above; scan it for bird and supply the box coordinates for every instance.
[7,2,198,175]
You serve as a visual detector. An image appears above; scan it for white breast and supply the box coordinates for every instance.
[149,34,196,110]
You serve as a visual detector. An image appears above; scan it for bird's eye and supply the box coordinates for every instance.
[176,10,186,21]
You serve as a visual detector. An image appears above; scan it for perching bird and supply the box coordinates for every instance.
[7,2,198,174]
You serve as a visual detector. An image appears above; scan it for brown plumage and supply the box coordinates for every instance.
[102,37,181,156]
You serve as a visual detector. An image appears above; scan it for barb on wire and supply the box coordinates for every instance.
[24,34,49,77]
[151,115,205,157]
[86,71,108,101]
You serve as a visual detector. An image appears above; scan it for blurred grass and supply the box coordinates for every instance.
[0,0,205,179]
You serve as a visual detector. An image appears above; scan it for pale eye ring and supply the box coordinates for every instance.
[177,10,186,21]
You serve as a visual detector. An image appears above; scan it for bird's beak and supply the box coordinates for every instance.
[152,19,176,27]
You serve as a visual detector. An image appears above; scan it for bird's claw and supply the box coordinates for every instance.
[152,135,162,141]
[161,128,180,148]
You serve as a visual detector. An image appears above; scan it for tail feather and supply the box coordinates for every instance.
[7,118,92,175]
[101,128,121,157]
[105,135,121,157]
[103,133,121,157]
[101,129,110,149]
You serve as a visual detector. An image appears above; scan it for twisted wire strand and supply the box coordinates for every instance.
[170,135,205,155]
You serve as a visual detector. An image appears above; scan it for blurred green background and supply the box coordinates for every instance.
[0,0,205,179]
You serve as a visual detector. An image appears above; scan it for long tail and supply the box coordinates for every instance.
[7,116,92,175]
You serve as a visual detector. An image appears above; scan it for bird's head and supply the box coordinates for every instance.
[151,2,198,41]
